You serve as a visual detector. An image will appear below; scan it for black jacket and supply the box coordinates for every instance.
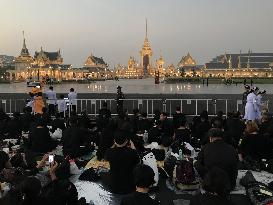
[195,139,238,189]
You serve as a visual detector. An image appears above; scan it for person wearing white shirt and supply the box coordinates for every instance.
[45,86,57,115]
[68,88,77,113]
[57,94,67,118]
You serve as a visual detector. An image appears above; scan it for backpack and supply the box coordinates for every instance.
[174,159,196,185]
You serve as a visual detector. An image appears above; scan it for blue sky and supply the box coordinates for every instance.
[1,0,273,67]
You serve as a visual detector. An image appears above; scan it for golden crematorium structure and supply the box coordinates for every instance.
[114,20,178,78]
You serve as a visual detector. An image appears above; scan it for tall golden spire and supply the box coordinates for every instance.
[146,18,148,39]
[20,30,30,56]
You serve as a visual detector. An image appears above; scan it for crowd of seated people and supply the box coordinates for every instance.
[0,104,273,205]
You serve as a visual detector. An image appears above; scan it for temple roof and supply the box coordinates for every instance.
[206,52,273,69]
[34,49,61,61]
[178,53,197,67]
[85,54,107,67]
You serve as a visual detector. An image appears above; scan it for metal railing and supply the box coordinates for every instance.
[0,97,258,118]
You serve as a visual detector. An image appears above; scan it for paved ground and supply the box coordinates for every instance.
[0,78,272,94]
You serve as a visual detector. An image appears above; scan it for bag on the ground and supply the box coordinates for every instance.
[142,152,159,186]
[173,159,199,190]
[240,171,273,205]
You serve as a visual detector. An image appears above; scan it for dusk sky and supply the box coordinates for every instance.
[1,0,273,68]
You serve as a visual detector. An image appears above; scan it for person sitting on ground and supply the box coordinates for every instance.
[224,111,245,147]
[138,112,151,133]
[0,151,12,172]
[62,116,92,158]
[28,118,56,154]
[148,120,161,144]
[20,107,34,132]
[120,164,160,205]
[41,107,52,125]
[172,106,186,130]
[6,112,21,139]
[103,130,140,194]
[190,167,234,205]
[195,128,238,189]
[97,101,112,131]
[173,118,191,143]
[50,112,66,132]
[20,177,48,205]
[41,158,78,205]
[238,120,273,161]
[193,110,211,146]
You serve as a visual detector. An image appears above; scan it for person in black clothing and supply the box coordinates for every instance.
[50,112,66,132]
[121,164,160,205]
[41,107,52,125]
[103,130,140,194]
[172,106,186,129]
[138,113,151,133]
[117,86,125,115]
[20,107,34,132]
[6,112,21,139]
[238,121,273,161]
[195,128,238,189]
[173,117,191,143]
[20,177,48,205]
[0,151,12,172]
[97,101,112,131]
[224,112,245,147]
[159,112,173,136]
[28,118,56,154]
[96,121,115,160]
[131,108,141,134]
[193,111,211,145]
[190,167,234,205]
[242,85,250,106]
[62,116,92,158]
[148,120,161,144]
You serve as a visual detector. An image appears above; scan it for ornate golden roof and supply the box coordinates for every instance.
[178,52,197,67]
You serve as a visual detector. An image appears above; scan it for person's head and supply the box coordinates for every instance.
[70,88,74,92]
[200,110,208,121]
[54,156,71,180]
[12,112,20,120]
[141,112,148,119]
[261,112,270,122]
[102,101,107,108]
[133,164,155,190]
[217,111,223,118]
[212,119,223,129]
[37,92,42,97]
[114,130,129,146]
[202,167,231,197]
[69,116,78,126]
[60,94,65,99]
[160,112,167,121]
[133,108,140,116]
[253,87,259,95]
[244,85,250,92]
[233,111,241,119]
[176,106,181,113]
[245,120,259,134]
[55,112,61,119]
[49,86,53,91]
[208,128,223,142]
[21,177,42,200]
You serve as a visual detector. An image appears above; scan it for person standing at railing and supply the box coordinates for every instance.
[45,86,57,116]
[244,88,258,121]
[57,94,67,118]
[116,86,125,115]
[242,85,250,107]
[68,88,77,114]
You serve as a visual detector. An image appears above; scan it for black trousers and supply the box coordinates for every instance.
[48,104,55,115]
